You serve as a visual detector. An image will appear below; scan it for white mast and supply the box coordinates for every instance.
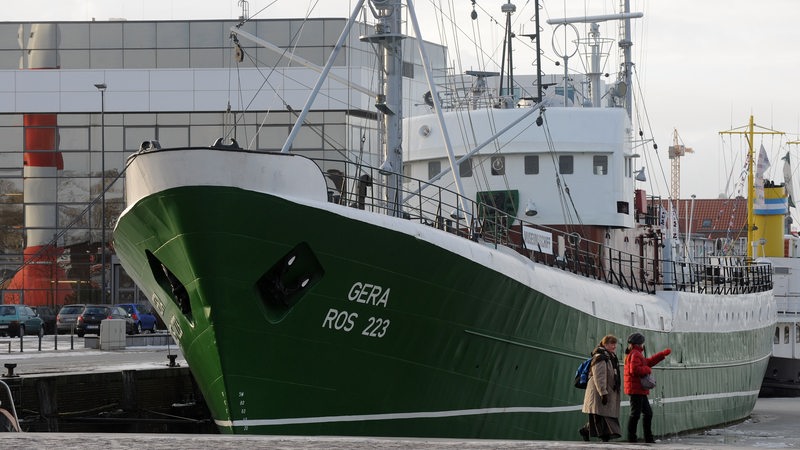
[620,0,635,118]
[362,0,405,217]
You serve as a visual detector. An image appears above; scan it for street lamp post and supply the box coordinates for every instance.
[688,194,697,259]
[94,83,107,304]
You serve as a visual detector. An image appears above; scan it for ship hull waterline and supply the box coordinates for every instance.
[113,182,773,440]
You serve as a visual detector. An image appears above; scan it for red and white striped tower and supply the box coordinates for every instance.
[6,24,69,306]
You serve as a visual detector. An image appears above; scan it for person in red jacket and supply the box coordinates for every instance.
[624,332,671,443]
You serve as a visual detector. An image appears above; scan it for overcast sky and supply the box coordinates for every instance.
[5,0,800,205]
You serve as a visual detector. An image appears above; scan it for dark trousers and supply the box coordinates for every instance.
[628,394,653,442]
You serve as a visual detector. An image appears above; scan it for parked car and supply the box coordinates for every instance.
[56,304,86,334]
[74,305,107,337]
[116,303,158,334]
[109,306,136,335]
[73,305,136,337]
[57,304,137,337]
[31,305,57,334]
[0,304,45,337]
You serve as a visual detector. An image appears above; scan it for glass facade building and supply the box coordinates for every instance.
[0,18,446,306]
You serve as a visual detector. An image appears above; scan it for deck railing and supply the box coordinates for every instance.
[314,156,773,295]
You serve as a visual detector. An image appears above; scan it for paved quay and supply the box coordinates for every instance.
[0,333,200,433]
[0,333,184,376]
[0,397,795,449]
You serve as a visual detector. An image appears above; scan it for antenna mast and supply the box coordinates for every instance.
[498,1,517,108]
[238,0,250,21]
[547,11,642,114]
[618,0,634,118]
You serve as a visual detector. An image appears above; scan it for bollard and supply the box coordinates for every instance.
[70,326,74,350]
[54,329,58,350]
[38,332,42,352]
[3,363,18,378]
[19,330,23,353]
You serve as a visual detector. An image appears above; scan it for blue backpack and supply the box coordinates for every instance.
[574,357,592,389]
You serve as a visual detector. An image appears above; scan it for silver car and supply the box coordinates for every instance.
[55,304,86,334]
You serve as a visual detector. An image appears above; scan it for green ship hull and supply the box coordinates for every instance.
[113,149,774,440]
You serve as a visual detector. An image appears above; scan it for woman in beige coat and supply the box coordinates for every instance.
[579,335,622,442]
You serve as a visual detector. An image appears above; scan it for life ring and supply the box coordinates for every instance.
[492,157,504,172]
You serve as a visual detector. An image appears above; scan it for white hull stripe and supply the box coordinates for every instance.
[214,389,760,428]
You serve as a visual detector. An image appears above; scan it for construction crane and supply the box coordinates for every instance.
[668,128,694,200]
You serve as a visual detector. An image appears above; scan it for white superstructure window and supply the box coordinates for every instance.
[559,155,573,174]
[428,160,441,179]
[524,155,539,174]
[459,158,473,178]
[593,155,608,175]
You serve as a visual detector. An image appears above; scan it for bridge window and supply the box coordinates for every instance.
[524,155,539,174]
[428,160,441,179]
[402,61,415,78]
[459,158,472,177]
[559,155,573,174]
[593,155,607,175]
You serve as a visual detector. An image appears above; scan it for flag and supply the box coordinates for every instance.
[783,151,796,208]
[754,144,770,209]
